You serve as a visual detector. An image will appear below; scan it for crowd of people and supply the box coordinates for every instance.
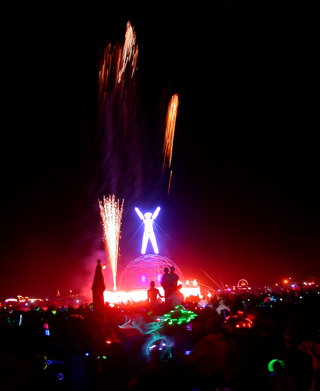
[1,278,320,391]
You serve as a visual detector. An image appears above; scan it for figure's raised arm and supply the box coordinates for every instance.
[152,206,161,220]
[135,207,144,220]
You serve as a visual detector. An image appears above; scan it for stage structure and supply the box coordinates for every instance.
[119,254,185,290]
[103,206,201,304]
[104,253,201,304]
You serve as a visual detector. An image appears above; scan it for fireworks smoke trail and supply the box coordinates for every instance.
[98,195,124,291]
[162,93,179,174]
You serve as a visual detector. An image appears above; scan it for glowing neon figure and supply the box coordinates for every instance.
[135,206,160,254]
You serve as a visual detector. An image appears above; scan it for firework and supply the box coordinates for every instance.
[118,21,138,83]
[98,43,118,107]
[163,94,179,173]
[99,21,138,108]
[98,195,124,291]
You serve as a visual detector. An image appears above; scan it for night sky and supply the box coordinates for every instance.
[1,3,319,301]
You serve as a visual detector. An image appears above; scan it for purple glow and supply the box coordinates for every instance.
[140,274,147,283]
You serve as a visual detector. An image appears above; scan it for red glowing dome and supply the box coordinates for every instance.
[118,254,185,290]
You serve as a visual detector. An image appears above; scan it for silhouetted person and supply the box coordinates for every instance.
[167,283,184,308]
[165,266,180,309]
[91,259,106,317]
[167,266,179,294]
[147,280,164,312]
[161,267,170,302]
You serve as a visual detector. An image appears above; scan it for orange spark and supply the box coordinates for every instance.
[118,21,138,83]
[167,170,173,195]
[163,94,179,173]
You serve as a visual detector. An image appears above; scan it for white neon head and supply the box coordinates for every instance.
[135,206,161,254]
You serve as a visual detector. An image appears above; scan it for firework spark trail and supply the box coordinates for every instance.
[99,21,138,108]
[118,21,138,83]
[167,170,173,195]
[98,43,119,108]
[98,195,124,291]
[163,94,179,173]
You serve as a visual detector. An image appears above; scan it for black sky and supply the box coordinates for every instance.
[1,3,319,301]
